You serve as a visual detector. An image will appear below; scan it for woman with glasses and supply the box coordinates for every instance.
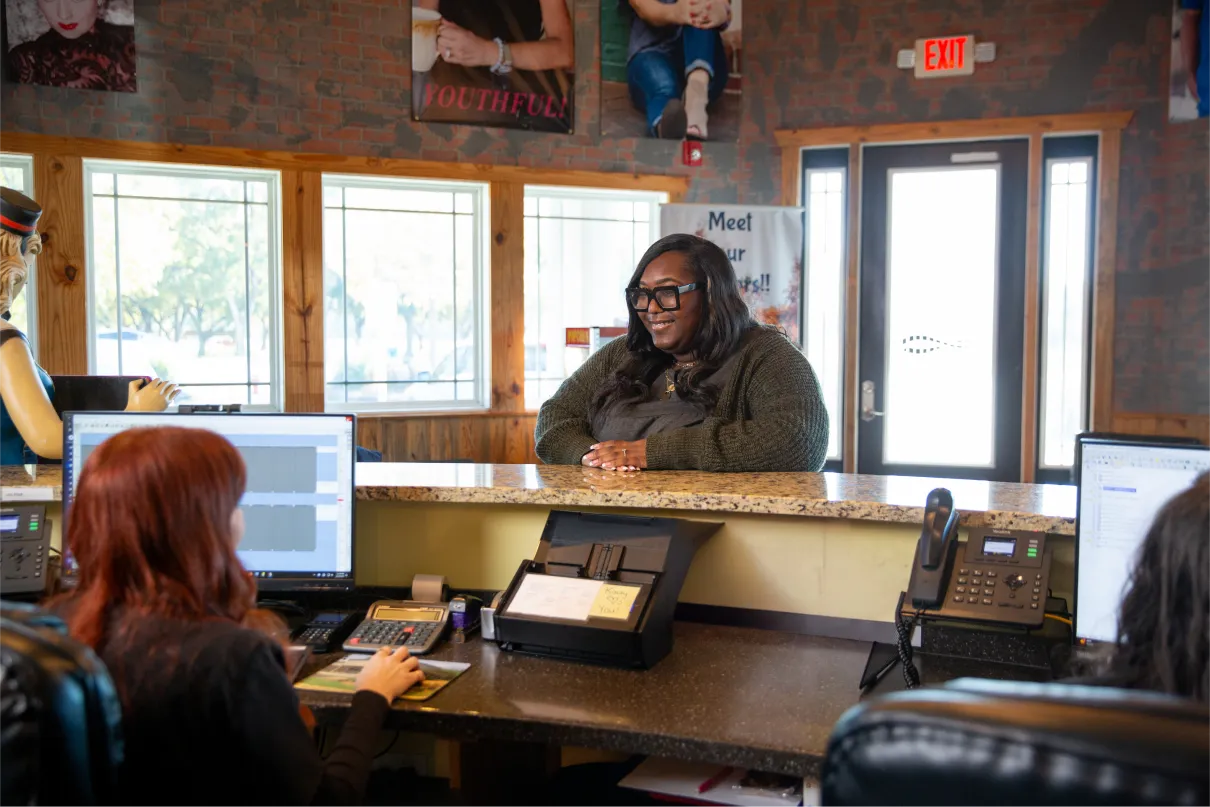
[535,233,829,472]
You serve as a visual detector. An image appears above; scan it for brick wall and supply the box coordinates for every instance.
[1,0,1205,415]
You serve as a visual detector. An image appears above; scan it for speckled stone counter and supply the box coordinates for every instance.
[0,465,61,501]
[1,462,1077,533]
[357,463,1077,534]
[297,622,1051,776]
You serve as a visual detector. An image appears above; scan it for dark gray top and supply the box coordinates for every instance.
[590,348,744,443]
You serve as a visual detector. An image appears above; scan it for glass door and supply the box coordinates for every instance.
[857,140,1028,481]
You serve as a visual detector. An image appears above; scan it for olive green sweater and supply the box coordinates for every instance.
[534,328,830,472]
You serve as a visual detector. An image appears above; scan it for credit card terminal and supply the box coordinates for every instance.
[343,601,450,655]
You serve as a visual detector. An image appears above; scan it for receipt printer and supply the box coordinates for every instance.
[494,510,721,669]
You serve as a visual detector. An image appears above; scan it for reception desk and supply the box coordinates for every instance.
[4,462,1076,630]
[2,462,1078,783]
[355,464,1075,630]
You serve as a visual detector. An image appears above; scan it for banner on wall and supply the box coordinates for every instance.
[1169,0,1208,122]
[3,0,137,92]
[660,204,804,343]
[601,0,742,141]
[410,0,574,133]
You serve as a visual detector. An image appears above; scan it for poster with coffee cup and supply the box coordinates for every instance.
[411,0,574,133]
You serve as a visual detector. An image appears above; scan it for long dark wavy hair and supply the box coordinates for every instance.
[590,233,756,418]
[1112,471,1209,701]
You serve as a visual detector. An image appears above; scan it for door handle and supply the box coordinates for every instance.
[861,380,884,422]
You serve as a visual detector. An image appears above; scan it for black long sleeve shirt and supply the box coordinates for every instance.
[94,613,387,805]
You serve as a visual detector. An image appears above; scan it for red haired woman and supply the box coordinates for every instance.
[53,427,421,805]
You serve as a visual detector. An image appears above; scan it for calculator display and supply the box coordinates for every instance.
[374,606,444,622]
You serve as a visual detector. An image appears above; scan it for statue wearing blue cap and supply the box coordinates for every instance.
[0,187,180,464]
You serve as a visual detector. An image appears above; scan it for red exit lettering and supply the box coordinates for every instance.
[915,35,975,78]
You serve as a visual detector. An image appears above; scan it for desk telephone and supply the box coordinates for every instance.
[904,488,1052,630]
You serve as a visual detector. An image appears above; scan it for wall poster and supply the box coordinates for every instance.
[601,0,742,141]
[3,0,137,92]
[411,0,574,133]
[660,204,804,343]
[1171,0,1208,121]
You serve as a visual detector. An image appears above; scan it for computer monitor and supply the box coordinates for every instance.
[63,412,357,592]
[1074,437,1210,645]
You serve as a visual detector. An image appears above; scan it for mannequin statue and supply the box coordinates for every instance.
[0,187,179,464]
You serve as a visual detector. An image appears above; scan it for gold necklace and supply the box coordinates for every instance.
[664,361,698,398]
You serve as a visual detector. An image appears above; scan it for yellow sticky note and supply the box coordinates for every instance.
[589,584,640,620]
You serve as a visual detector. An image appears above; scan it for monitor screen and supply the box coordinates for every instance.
[63,413,357,592]
[1075,440,1210,645]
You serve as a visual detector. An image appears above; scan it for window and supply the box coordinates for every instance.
[1,153,36,356]
[85,161,282,409]
[322,175,488,411]
[1038,136,1097,475]
[523,187,666,410]
[801,149,848,464]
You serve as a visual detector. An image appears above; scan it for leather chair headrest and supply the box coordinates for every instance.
[822,677,1209,806]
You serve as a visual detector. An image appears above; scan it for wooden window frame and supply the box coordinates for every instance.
[775,112,1133,480]
[1,133,687,434]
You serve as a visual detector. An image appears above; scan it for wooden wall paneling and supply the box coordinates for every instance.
[842,145,861,474]
[281,170,325,413]
[363,413,538,463]
[1090,129,1122,431]
[779,144,799,206]
[1020,134,1044,483]
[1110,413,1210,445]
[490,181,526,412]
[33,154,87,375]
[1,133,690,198]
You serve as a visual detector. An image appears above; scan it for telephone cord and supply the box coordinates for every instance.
[894,590,922,689]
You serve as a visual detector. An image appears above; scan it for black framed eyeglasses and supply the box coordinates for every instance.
[626,282,702,312]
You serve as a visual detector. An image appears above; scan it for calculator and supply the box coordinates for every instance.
[342,600,451,656]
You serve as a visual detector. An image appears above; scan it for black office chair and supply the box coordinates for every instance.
[0,602,124,805]
[821,677,1209,806]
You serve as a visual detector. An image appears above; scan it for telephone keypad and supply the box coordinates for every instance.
[956,586,966,593]
[957,577,968,584]
[967,596,978,603]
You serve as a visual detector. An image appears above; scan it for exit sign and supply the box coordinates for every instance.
[915,35,975,78]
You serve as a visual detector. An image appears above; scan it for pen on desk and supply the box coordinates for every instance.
[697,766,733,794]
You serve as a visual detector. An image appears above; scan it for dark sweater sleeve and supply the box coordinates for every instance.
[645,335,830,472]
[228,644,390,805]
[534,338,629,465]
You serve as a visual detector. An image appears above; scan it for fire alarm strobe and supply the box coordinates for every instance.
[897,35,996,79]
[683,138,703,167]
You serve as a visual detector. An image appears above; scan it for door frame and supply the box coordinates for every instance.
[777,112,1133,481]
[856,139,1029,481]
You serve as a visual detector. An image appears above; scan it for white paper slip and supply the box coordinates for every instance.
[0,487,57,502]
[618,757,805,807]
[505,573,603,622]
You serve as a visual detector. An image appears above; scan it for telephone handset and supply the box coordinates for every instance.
[907,488,961,609]
[902,487,1052,630]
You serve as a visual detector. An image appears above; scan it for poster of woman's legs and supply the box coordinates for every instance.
[601,0,741,141]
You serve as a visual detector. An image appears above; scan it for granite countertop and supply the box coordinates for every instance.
[297,622,1053,776]
[1,462,1077,534]
[0,465,61,501]
[357,463,1077,534]
[300,622,871,776]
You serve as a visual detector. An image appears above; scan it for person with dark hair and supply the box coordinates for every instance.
[1106,471,1209,700]
[7,0,137,92]
[535,233,829,473]
[52,426,425,804]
